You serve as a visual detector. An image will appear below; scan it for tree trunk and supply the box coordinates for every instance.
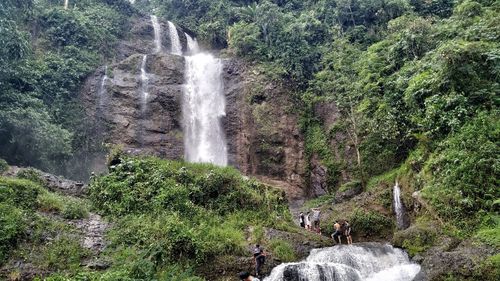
[64,0,69,9]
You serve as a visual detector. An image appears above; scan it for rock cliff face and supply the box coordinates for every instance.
[223,59,307,189]
[81,16,309,192]
[81,17,187,159]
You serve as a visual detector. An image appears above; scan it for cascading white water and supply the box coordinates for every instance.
[182,52,228,166]
[265,243,421,281]
[167,21,182,55]
[98,66,108,108]
[394,182,405,229]
[185,33,200,54]
[151,15,162,53]
[140,55,149,112]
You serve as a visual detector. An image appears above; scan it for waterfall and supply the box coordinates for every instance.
[185,33,200,54]
[265,243,421,281]
[98,66,108,109]
[182,53,228,166]
[167,21,182,55]
[151,15,162,53]
[394,182,405,229]
[140,55,149,113]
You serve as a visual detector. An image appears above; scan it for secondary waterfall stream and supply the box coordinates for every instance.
[151,15,162,53]
[168,21,182,56]
[393,182,405,229]
[265,243,421,281]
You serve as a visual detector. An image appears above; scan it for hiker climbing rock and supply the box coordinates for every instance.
[253,244,266,277]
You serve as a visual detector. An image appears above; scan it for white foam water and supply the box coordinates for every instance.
[265,243,421,281]
[182,53,228,166]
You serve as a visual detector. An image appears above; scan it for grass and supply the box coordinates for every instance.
[268,239,296,262]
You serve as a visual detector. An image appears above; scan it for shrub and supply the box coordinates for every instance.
[16,169,45,187]
[37,191,64,213]
[349,209,394,237]
[61,198,89,220]
[0,177,40,209]
[421,112,499,229]
[38,236,89,271]
[0,159,8,173]
[268,239,296,262]
[0,203,25,262]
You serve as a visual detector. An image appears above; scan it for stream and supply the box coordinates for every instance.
[264,243,421,281]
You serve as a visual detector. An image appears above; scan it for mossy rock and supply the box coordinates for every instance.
[393,225,437,257]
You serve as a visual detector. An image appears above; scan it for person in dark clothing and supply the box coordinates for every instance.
[253,244,266,277]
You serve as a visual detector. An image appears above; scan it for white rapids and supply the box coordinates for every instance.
[265,243,421,281]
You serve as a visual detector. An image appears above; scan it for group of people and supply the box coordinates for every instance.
[299,208,322,234]
[332,219,352,244]
[238,213,353,280]
[299,210,353,244]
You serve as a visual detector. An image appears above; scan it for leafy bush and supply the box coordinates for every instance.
[0,203,25,262]
[61,198,89,220]
[37,191,64,213]
[38,236,89,271]
[0,159,8,173]
[422,112,499,228]
[349,209,394,237]
[0,177,40,209]
[268,239,296,262]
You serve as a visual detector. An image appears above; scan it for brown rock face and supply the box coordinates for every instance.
[82,53,185,159]
[223,58,307,189]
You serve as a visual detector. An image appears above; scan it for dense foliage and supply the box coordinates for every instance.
[87,156,292,279]
[0,0,134,179]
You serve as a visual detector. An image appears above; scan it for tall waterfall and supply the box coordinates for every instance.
[98,66,108,109]
[394,182,405,229]
[265,243,421,281]
[182,40,228,166]
[167,21,182,55]
[140,55,149,113]
[185,33,200,54]
[151,15,162,53]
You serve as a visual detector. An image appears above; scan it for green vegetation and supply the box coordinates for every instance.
[0,0,135,179]
[86,156,293,279]
[0,159,8,173]
[267,239,296,262]
[349,209,394,238]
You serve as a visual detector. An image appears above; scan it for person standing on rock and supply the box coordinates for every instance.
[344,220,353,244]
[299,212,305,228]
[311,207,321,233]
[253,244,266,278]
[304,211,311,231]
[332,220,342,244]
